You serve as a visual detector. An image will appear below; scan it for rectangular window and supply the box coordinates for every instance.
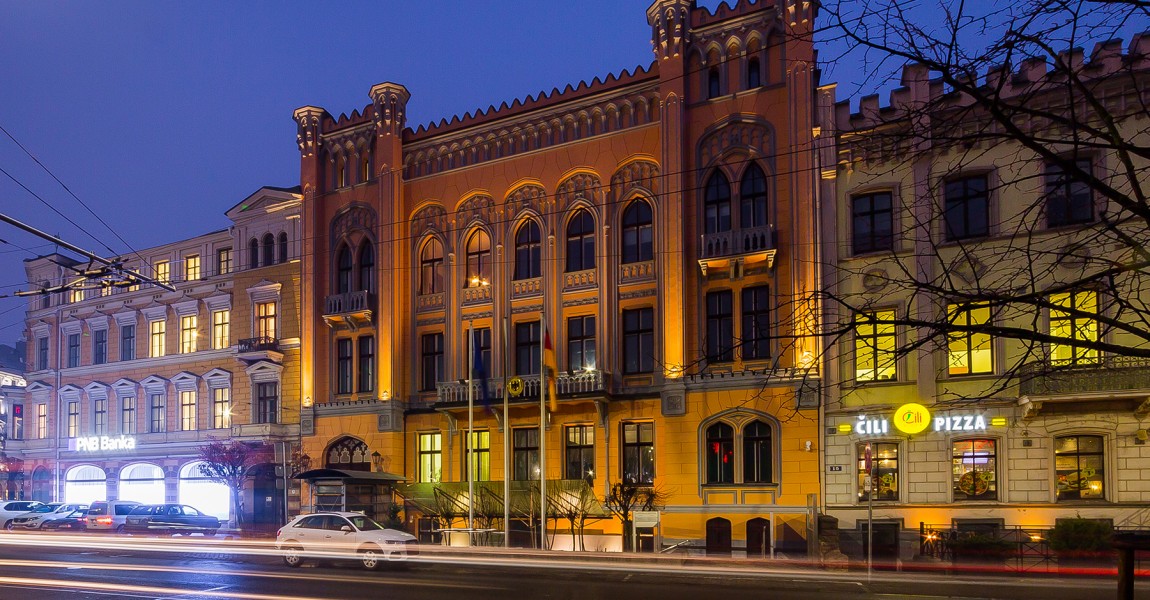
[1046,159,1094,227]
[513,428,540,481]
[336,338,354,395]
[94,398,107,435]
[741,285,771,360]
[212,310,230,350]
[66,401,79,438]
[183,255,201,281]
[256,302,277,339]
[180,315,197,353]
[852,191,894,254]
[952,439,997,501]
[515,321,541,375]
[418,432,442,483]
[420,333,444,392]
[1050,290,1099,365]
[216,248,232,276]
[567,316,596,372]
[855,309,896,382]
[622,308,655,374]
[67,333,80,368]
[37,404,47,439]
[93,329,107,365]
[944,175,989,240]
[565,425,595,481]
[69,289,84,304]
[149,320,166,357]
[947,303,993,375]
[180,390,196,431]
[858,442,899,501]
[154,260,170,284]
[120,324,136,361]
[121,396,136,435]
[622,422,655,484]
[256,382,278,424]
[36,336,48,370]
[705,290,734,362]
[149,393,165,433]
[212,388,230,429]
[1055,435,1105,501]
[357,336,375,393]
[464,430,490,482]
[468,327,492,377]
[11,404,22,440]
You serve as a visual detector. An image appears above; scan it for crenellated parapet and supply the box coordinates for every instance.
[369,82,410,138]
[293,106,329,158]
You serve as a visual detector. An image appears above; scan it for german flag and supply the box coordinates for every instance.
[543,327,558,412]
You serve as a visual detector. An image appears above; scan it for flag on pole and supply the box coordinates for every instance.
[473,330,492,409]
[543,326,558,412]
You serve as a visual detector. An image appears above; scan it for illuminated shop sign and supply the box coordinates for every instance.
[844,403,1001,436]
[71,435,137,452]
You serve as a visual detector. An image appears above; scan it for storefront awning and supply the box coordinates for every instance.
[293,468,407,483]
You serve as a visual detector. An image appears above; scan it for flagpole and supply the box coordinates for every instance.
[539,312,547,550]
[502,316,510,548]
[467,323,475,538]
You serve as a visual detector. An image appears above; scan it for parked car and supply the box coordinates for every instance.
[123,504,221,536]
[86,500,142,533]
[41,509,89,531]
[276,512,417,570]
[0,501,45,530]
[11,503,88,530]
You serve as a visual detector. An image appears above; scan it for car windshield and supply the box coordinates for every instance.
[30,505,58,514]
[347,516,384,531]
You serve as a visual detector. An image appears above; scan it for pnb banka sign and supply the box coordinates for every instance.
[71,435,137,452]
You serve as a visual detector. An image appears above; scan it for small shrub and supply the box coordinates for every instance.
[949,533,1015,560]
[1048,518,1113,554]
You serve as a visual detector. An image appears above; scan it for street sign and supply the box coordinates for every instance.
[633,510,660,528]
[864,476,873,493]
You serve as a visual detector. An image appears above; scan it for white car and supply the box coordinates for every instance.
[276,512,417,570]
[12,503,88,530]
[0,501,45,530]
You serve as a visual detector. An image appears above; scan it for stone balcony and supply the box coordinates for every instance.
[434,369,607,405]
[231,422,300,442]
[323,290,373,330]
[236,336,283,363]
[698,225,776,275]
[1018,357,1150,417]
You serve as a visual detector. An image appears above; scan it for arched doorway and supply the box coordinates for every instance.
[64,465,107,505]
[119,463,165,504]
[178,462,230,522]
[746,517,770,557]
[706,517,732,556]
[325,436,371,471]
[30,467,51,502]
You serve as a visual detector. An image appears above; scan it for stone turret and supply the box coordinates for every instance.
[647,0,693,60]
[369,82,410,139]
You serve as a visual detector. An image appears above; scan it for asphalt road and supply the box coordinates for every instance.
[0,533,1142,599]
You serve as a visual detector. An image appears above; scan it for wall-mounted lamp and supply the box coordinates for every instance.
[1136,429,1148,444]
[804,440,813,452]
[381,391,390,401]
[371,451,383,471]
[302,396,313,408]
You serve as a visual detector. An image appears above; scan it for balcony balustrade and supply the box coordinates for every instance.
[698,225,776,274]
[322,290,373,329]
[236,336,283,363]
[435,369,606,405]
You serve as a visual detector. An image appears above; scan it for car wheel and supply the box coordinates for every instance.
[115,525,126,534]
[282,545,304,568]
[360,545,385,571]
[3,521,12,531]
[206,529,218,537]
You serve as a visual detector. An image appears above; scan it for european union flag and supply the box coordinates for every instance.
[472,330,492,409]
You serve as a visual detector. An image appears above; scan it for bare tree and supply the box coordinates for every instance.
[604,481,669,552]
[197,440,260,528]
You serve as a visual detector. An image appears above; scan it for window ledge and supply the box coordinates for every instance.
[701,483,779,489]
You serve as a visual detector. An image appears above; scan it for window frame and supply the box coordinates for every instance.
[149,320,166,358]
[947,303,994,376]
[566,315,596,372]
[212,387,230,429]
[255,382,278,424]
[418,432,442,483]
[512,427,540,481]
[336,338,354,395]
[1049,290,1100,366]
[1045,158,1095,228]
[564,424,595,481]
[622,421,655,485]
[357,336,375,394]
[465,230,492,287]
[621,201,654,264]
[513,221,542,281]
[148,393,165,433]
[67,333,80,368]
[622,307,655,374]
[705,422,735,484]
[703,171,732,235]
[419,238,444,295]
[565,210,596,272]
[256,301,277,340]
[93,329,107,365]
[857,441,899,502]
[183,255,201,281]
[216,248,232,275]
[463,430,491,482]
[1055,434,1106,501]
[420,333,444,392]
[705,290,734,363]
[120,324,135,362]
[179,390,196,431]
[854,309,897,382]
[179,315,197,354]
[515,321,541,376]
[851,191,894,255]
[943,174,990,241]
[121,396,136,435]
[951,438,998,501]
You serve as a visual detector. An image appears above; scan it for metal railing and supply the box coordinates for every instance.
[238,336,279,353]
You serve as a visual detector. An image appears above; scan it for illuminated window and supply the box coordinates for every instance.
[1055,435,1105,501]
[565,210,595,272]
[418,432,442,483]
[948,303,993,375]
[622,422,655,485]
[705,422,734,484]
[183,255,200,281]
[67,401,79,438]
[466,230,492,287]
[256,302,277,340]
[858,442,898,501]
[212,388,230,429]
[216,248,232,275]
[69,289,84,304]
[855,309,896,382]
[149,320,166,357]
[952,439,997,501]
[11,404,22,440]
[512,428,539,481]
[121,396,136,435]
[93,398,107,436]
[180,315,197,353]
[1049,290,1099,365]
[212,310,229,349]
[37,404,47,439]
[1046,159,1094,227]
[565,425,595,481]
[704,171,731,234]
[419,238,444,295]
[621,201,653,264]
[513,221,542,280]
[463,430,490,482]
[180,391,196,431]
[154,260,170,284]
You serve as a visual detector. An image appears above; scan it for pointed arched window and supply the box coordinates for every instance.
[706,422,734,484]
[566,210,596,272]
[740,164,768,228]
[704,171,732,234]
[743,420,773,483]
[621,201,653,264]
[358,242,375,292]
[262,234,275,267]
[278,232,288,264]
[466,230,491,287]
[514,221,542,280]
[419,238,444,295]
[336,245,352,294]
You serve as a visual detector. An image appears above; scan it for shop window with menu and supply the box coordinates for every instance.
[952,439,997,501]
[1055,435,1105,501]
[857,442,898,501]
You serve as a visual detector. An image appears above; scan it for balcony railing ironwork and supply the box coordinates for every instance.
[435,369,606,404]
[1017,356,1150,397]
[699,225,774,260]
[238,336,279,353]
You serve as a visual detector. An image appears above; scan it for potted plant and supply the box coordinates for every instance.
[1048,518,1114,569]
[948,533,1015,565]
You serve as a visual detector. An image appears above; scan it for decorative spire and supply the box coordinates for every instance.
[647,0,693,60]
[369,82,411,137]
[292,106,327,157]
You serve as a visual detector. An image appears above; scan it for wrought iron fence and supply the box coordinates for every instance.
[919,522,1150,574]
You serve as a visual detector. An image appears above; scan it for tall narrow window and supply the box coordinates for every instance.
[336,245,352,294]
[421,333,444,392]
[565,425,595,481]
[278,232,288,264]
[464,430,490,482]
[37,404,47,439]
[565,210,596,272]
[212,310,229,350]
[858,442,899,501]
[705,290,734,362]
[336,155,348,188]
[183,255,200,281]
[567,316,596,372]
[1055,435,1105,501]
[357,242,374,292]
[256,382,278,424]
[216,248,232,275]
[357,336,375,393]
[944,175,989,240]
[36,336,48,370]
[121,397,136,435]
[149,320,166,357]
[418,432,442,483]
[468,328,492,377]
[154,260,170,284]
[180,315,197,353]
[262,233,275,267]
[1049,290,1099,365]
[852,192,894,254]
[740,164,768,228]
[622,308,655,374]
[11,404,22,440]
[256,302,277,339]
[621,201,653,264]
[743,420,773,483]
[707,67,721,98]
[705,422,734,484]
[149,393,165,433]
[515,321,541,375]
[419,239,444,295]
[248,239,259,269]
[1046,159,1094,227]
[93,398,108,436]
[742,285,771,360]
[704,171,732,234]
[466,230,492,286]
[336,338,354,395]
[513,221,542,280]
[180,390,196,431]
[747,56,761,88]
[67,401,79,438]
[952,439,997,501]
[855,309,896,382]
[67,333,80,368]
[360,152,371,183]
[93,329,107,365]
[212,388,230,429]
[948,303,993,375]
[622,422,655,485]
[120,324,136,361]
[513,428,540,481]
